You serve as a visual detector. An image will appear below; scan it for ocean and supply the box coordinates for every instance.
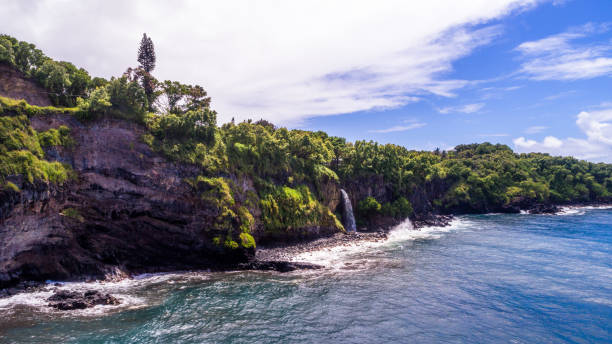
[1,206,611,343]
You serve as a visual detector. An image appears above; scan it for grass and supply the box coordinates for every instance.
[3,181,19,192]
[61,207,84,222]
[0,95,77,116]
[1,98,74,186]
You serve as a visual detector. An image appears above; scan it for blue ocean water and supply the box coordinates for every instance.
[0,207,611,343]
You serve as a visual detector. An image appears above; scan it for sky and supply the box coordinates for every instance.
[2,0,612,162]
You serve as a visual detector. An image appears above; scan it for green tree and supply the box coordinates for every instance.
[0,36,15,65]
[137,33,157,110]
[35,60,71,106]
[137,33,156,73]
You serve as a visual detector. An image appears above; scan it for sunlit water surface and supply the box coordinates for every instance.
[1,207,611,343]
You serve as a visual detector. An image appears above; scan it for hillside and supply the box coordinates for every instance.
[1,34,611,288]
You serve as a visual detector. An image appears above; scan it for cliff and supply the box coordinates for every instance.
[1,49,610,289]
[0,63,52,107]
[0,113,344,289]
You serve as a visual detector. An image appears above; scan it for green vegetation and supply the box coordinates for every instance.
[3,181,19,192]
[0,113,72,185]
[1,34,93,107]
[239,232,256,249]
[38,125,73,147]
[0,96,77,116]
[1,34,611,252]
[259,185,344,233]
[61,207,84,222]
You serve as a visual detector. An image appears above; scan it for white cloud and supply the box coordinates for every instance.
[437,102,485,114]
[369,121,426,133]
[514,108,612,162]
[524,125,548,134]
[516,23,612,80]
[1,0,543,124]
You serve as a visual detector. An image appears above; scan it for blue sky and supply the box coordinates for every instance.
[299,0,612,161]
[2,0,612,162]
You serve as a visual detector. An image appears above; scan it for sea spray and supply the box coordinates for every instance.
[292,217,467,268]
[340,189,357,232]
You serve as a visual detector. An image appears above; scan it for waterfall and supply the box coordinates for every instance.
[340,189,357,232]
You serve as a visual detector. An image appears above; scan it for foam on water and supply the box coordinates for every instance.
[292,217,470,268]
[0,271,215,317]
[558,207,586,216]
[557,205,612,216]
[2,209,612,343]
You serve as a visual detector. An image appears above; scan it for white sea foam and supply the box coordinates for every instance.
[0,272,211,317]
[557,207,586,216]
[557,204,612,216]
[292,217,469,268]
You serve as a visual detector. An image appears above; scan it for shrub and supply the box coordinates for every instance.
[106,76,148,122]
[381,197,413,219]
[189,176,234,207]
[156,108,217,144]
[0,96,77,117]
[357,196,381,219]
[75,86,111,119]
[239,232,256,249]
[3,181,19,192]
[0,150,71,184]
[260,185,342,232]
[61,207,84,222]
[224,239,239,250]
[237,206,255,233]
[37,125,73,147]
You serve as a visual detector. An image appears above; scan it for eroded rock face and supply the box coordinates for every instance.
[0,116,257,288]
[0,63,53,106]
[47,290,120,310]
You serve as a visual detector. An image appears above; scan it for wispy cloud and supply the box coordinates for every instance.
[524,125,548,134]
[516,23,612,81]
[514,108,612,162]
[2,0,543,124]
[543,90,577,100]
[437,103,485,114]
[369,121,426,133]
[478,85,522,100]
[478,133,509,137]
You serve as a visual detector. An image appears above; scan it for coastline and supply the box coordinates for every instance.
[2,204,611,304]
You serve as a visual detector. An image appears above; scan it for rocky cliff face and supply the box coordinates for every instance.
[0,115,256,288]
[0,110,349,288]
[0,63,52,106]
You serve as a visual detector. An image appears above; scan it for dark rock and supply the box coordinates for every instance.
[238,261,324,272]
[412,213,454,229]
[0,117,259,289]
[527,204,560,214]
[47,289,120,310]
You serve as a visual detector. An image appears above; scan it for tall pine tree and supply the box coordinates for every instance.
[137,33,155,73]
[137,33,156,110]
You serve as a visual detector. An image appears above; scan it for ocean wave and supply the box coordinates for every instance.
[292,217,469,268]
[557,204,612,216]
[0,272,210,317]
[557,207,586,216]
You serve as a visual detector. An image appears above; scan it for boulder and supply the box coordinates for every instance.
[47,289,120,310]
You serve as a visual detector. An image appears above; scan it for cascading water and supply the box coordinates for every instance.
[340,189,357,232]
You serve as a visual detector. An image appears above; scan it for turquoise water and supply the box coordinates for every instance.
[1,207,611,343]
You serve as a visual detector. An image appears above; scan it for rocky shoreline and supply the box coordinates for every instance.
[2,207,610,310]
[257,214,454,262]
